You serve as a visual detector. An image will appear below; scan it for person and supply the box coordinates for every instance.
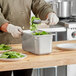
[0,0,59,76]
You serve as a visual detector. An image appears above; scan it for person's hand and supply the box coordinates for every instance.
[7,24,23,38]
[46,12,59,26]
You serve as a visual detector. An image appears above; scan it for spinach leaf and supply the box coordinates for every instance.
[0,44,12,51]
[32,31,48,35]
[0,51,24,58]
[30,16,40,31]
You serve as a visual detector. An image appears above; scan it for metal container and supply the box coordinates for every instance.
[22,30,52,55]
[57,1,72,18]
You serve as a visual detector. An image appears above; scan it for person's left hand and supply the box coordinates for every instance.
[46,12,59,26]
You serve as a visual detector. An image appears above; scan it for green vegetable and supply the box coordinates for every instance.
[0,51,24,58]
[31,16,40,24]
[32,31,48,35]
[0,44,12,51]
[30,16,49,35]
[0,55,9,58]
[30,16,40,31]
[30,24,37,31]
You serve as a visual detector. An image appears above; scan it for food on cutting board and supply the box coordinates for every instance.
[32,31,48,35]
[0,51,24,58]
[0,44,12,51]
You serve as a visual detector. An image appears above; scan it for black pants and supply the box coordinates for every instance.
[0,69,32,76]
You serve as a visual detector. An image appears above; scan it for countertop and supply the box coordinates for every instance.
[0,40,76,71]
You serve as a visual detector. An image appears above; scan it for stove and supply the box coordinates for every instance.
[59,16,76,27]
[59,16,76,40]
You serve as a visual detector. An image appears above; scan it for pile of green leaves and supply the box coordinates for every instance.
[0,44,12,51]
[30,16,49,35]
[0,51,24,58]
[30,16,40,31]
[32,31,48,35]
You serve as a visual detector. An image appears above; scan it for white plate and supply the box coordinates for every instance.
[0,54,27,62]
[56,43,76,50]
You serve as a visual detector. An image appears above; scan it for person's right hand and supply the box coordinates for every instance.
[7,24,23,38]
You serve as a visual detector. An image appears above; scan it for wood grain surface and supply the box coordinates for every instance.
[0,40,76,72]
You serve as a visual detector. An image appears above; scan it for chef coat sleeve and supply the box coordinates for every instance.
[31,0,54,20]
[0,8,9,27]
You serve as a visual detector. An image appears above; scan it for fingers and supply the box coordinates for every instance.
[17,27,23,33]
[12,27,22,38]
[47,13,59,26]
[49,16,53,25]
[50,16,59,25]
[7,24,23,38]
[12,31,21,38]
